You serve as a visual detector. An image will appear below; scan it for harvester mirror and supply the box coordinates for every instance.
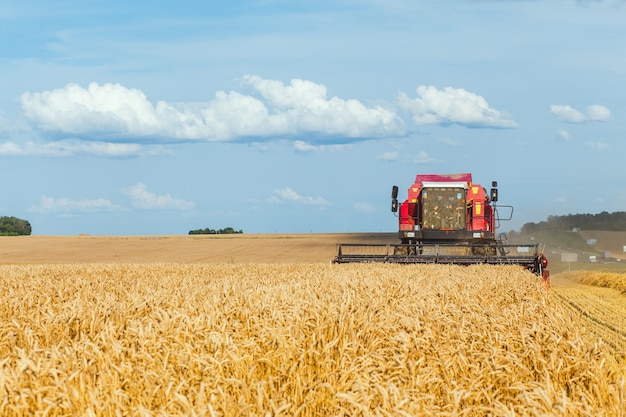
[391,186,399,212]
[490,188,498,202]
[490,181,498,202]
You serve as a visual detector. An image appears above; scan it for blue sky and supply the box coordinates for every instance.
[0,0,624,235]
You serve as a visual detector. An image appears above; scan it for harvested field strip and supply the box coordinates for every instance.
[552,271,626,375]
[554,288,626,366]
[0,263,623,416]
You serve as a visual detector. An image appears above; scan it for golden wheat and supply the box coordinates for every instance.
[0,263,623,416]
[561,270,626,294]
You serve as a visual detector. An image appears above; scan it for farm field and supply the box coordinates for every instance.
[0,233,397,265]
[0,234,625,415]
[551,271,626,371]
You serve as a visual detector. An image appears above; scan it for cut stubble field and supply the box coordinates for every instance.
[0,233,397,264]
[0,234,625,415]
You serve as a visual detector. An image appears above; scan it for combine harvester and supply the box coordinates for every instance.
[334,173,549,280]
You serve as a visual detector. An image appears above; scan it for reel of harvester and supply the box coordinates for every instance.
[333,241,548,274]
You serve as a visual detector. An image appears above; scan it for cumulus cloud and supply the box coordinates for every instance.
[122,183,195,210]
[0,139,167,157]
[20,77,405,144]
[293,140,350,153]
[268,187,330,205]
[293,141,318,152]
[19,78,528,147]
[29,196,124,213]
[242,75,403,138]
[397,86,518,128]
[550,104,611,123]
[557,128,571,141]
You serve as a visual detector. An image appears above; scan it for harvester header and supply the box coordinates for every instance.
[334,172,549,280]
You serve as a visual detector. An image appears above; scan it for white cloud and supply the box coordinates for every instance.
[354,202,375,213]
[294,140,318,152]
[550,104,611,123]
[20,77,406,144]
[586,105,611,121]
[378,151,399,161]
[293,140,350,153]
[242,75,404,138]
[0,139,166,157]
[438,137,462,146]
[122,183,195,210]
[0,141,24,156]
[414,150,439,164]
[557,128,571,141]
[269,187,330,205]
[551,105,584,123]
[397,86,518,128]
[29,196,124,213]
[586,141,609,151]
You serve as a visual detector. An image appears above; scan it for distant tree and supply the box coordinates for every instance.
[189,227,243,235]
[0,216,32,236]
[520,211,626,233]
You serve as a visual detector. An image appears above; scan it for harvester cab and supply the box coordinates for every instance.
[334,173,549,281]
[392,173,498,245]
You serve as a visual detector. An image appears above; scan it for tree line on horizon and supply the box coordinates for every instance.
[520,211,626,234]
[0,216,32,236]
[188,227,243,235]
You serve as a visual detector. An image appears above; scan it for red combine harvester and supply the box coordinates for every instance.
[334,173,549,280]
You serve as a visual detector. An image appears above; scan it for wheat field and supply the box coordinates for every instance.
[1,262,624,416]
[558,270,626,294]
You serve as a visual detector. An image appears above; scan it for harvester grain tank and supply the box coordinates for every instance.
[334,173,549,280]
